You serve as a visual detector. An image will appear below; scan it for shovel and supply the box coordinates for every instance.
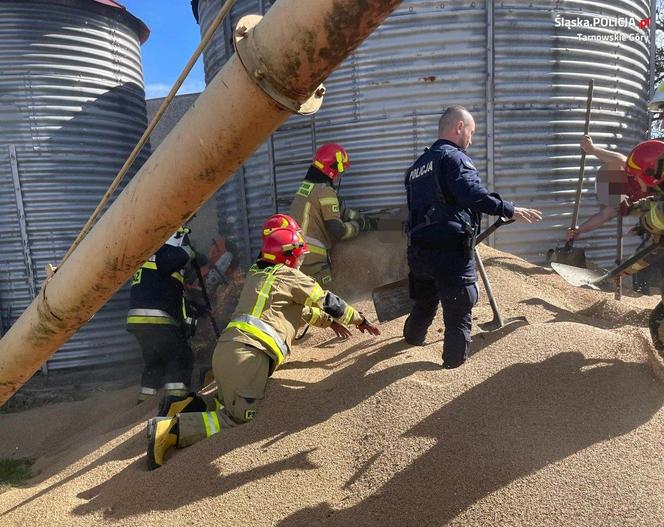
[372,216,514,323]
[474,246,528,334]
[551,241,663,289]
[549,79,594,268]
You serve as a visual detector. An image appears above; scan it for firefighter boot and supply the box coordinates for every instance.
[158,392,209,417]
[147,416,178,470]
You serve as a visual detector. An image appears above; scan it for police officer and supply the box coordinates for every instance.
[403,106,542,369]
[127,227,196,403]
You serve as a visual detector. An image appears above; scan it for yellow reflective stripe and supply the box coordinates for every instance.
[202,412,220,437]
[313,160,325,170]
[226,320,286,367]
[296,181,314,197]
[308,307,320,325]
[302,202,311,234]
[320,197,339,206]
[627,155,641,172]
[252,265,280,318]
[341,305,355,325]
[308,245,327,256]
[305,283,325,307]
[336,150,345,173]
[140,261,184,283]
[127,316,177,325]
[649,205,664,231]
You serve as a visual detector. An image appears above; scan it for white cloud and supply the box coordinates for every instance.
[145,79,206,99]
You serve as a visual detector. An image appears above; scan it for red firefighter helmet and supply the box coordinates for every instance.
[260,228,309,268]
[625,140,664,187]
[262,213,301,238]
[312,143,350,181]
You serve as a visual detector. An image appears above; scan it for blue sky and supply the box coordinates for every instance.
[120,1,206,99]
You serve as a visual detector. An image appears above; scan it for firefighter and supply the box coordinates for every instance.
[289,143,377,285]
[127,227,196,403]
[146,226,380,469]
[262,213,302,237]
[603,141,664,357]
[403,106,542,369]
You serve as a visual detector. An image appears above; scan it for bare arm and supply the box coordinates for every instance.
[566,205,618,241]
[581,135,627,171]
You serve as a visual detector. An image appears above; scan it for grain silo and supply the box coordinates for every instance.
[194,0,655,267]
[0,0,150,371]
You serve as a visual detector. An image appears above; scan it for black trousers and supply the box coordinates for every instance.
[404,246,479,366]
[128,324,193,390]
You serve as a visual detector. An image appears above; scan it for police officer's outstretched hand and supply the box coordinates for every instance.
[512,207,543,224]
[330,321,352,339]
[357,317,381,336]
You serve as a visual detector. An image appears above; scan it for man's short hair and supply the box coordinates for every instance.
[438,106,472,133]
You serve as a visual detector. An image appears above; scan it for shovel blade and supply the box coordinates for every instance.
[372,278,413,323]
[550,261,606,289]
[548,245,588,268]
[478,316,528,332]
[476,318,529,343]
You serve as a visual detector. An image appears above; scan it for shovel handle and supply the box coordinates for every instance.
[476,217,515,245]
[570,79,594,232]
[474,247,504,327]
[594,241,661,285]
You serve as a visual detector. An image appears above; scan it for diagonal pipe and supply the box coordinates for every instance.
[0,0,403,406]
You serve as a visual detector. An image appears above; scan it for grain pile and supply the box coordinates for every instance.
[1,245,663,527]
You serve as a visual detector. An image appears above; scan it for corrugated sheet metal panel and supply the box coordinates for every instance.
[198,0,651,269]
[493,1,652,264]
[0,1,148,369]
[199,0,489,260]
[199,0,276,262]
[197,0,263,85]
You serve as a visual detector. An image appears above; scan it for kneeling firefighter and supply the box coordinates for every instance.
[127,227,197,403]
[146,225,380,470]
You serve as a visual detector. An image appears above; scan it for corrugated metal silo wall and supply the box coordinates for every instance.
[0,1,148,369]
[198,0,275,265]
[198,0,652,267]
[492,0,651,263]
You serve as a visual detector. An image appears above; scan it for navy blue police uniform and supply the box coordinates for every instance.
[127,241,194,399]
[404,139,514,368]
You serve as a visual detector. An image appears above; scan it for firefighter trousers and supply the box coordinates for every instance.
[128,324,193,394]
[177,340,270,447]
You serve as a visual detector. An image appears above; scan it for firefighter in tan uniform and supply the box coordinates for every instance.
[289,143,377,285]
[146,224,380,469]
[618,141,664,355]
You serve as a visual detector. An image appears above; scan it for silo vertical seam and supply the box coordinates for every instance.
[486,0,496,247]
[8,146,36,302]
[649,0,656,105]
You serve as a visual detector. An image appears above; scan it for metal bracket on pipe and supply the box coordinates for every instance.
[233,15,325,115]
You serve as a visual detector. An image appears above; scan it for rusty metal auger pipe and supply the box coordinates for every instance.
[0,0,403,406]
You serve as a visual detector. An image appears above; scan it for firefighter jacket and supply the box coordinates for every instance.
[609,195,664,278]
[127,244,192,327]
[405,139,514,248]
[289,167,361,267]
[220,262,364,373]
